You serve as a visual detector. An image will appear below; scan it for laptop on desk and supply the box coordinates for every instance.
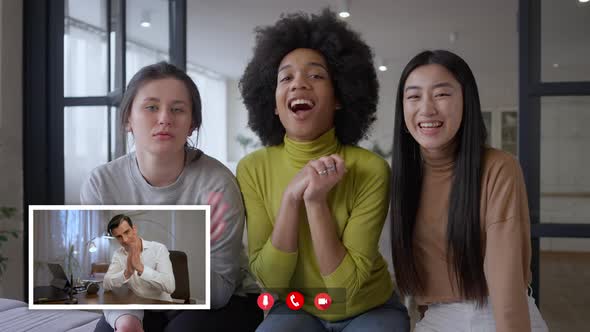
[33,263,72,304]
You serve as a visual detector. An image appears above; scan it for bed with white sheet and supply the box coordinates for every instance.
[0,298,100,332]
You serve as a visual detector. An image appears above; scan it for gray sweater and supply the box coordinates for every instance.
[80,148,250,308]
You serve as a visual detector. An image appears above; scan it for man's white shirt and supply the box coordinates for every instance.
[103,238,175,326]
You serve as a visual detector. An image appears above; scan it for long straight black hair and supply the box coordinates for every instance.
[390,50,488,304]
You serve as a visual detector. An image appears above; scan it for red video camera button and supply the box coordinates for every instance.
[314,293,332,311]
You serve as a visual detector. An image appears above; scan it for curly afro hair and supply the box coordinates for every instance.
[239,9,379,146]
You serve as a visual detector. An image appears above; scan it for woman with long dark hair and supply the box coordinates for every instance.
[390,50,548,331]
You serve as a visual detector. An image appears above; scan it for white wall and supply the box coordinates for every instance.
[540,97,590,194]
[227,79,259,164]
[189,71,228,164]
[173,210,206,302]
[0,0,23,299]
[358,67,399,155]
[540,97,590,252]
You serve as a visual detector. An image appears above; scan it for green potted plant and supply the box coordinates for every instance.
[65,244,81,283]
[236,133,261,156]
[368,140,393,159]
[0,207,20,280]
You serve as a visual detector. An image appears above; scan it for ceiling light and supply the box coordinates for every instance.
[552,63,559,68]
[376,57,388,72]
[140,10,151,28]
[339,0,351,18]
[449,32,458,44]
[579,0,589,3]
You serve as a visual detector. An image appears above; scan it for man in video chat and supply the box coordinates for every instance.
[102,214,175,331]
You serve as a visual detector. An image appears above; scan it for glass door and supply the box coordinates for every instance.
[519,0,590,330]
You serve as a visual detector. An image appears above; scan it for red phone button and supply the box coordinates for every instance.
[286,291,304,310]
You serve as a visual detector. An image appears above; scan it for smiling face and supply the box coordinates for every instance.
[126,78,193,156]
[403,64,464,155]
[275,48,339,142]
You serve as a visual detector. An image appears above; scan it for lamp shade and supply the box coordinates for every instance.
[88,241,98,253]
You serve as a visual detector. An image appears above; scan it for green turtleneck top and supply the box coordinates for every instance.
[236,128,393,321]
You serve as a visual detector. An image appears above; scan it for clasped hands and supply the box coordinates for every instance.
[124,239,144,279]
[285,154,346,203]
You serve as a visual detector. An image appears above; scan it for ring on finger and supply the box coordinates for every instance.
[326,165,336,172]
[317,169,328,176]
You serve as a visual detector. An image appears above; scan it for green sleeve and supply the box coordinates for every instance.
[236,158,298,289]
[322,157,391,297]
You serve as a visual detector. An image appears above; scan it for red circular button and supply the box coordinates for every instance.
[257,293,274,310]
[286,291,304,310]
[314,292,332,311]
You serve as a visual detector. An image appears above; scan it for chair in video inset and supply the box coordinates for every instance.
[90,262,109,276]
[169,250,194,304]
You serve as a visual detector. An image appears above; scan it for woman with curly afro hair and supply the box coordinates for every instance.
[236,9,410,332]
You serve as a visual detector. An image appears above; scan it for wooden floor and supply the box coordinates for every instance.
[406,251,590,331]
[539,251,590,331]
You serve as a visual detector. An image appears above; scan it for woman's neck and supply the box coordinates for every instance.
[284,128,339,169]
[135,148,186,187]
[420,139,457,167]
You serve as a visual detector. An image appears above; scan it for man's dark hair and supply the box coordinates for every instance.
[107,214,133,236]
[239,9,378,146]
